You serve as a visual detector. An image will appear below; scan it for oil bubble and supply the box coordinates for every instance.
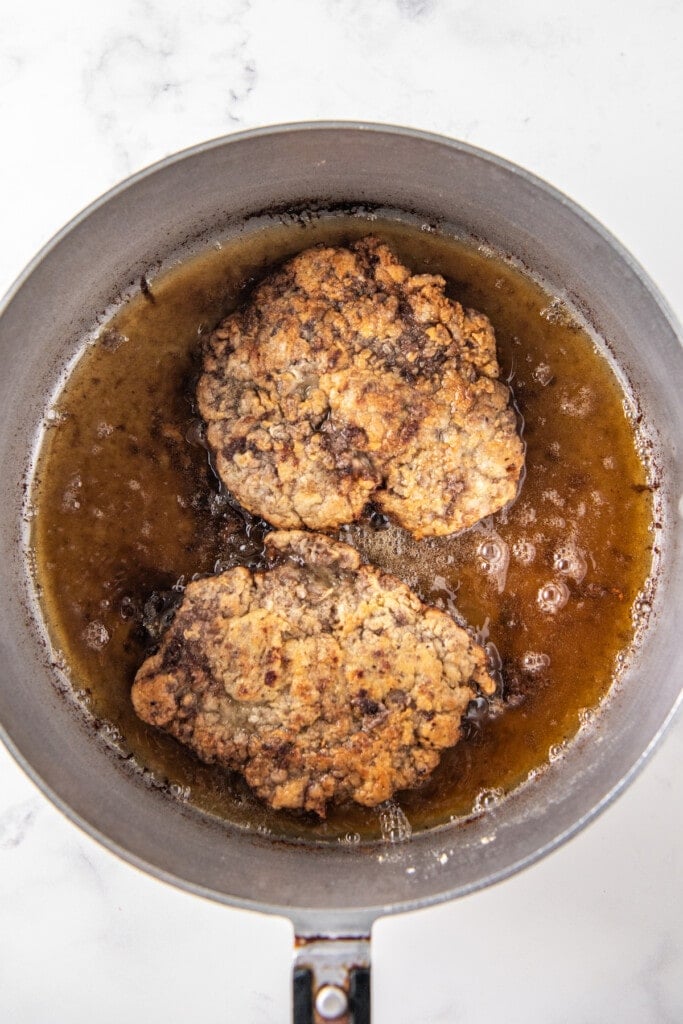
[533,363,554,386]
[62,474,82,511]
[553,544,587,583]
[512,538,536,565]
[540,297,577,328]
[485,642,503,692]
[96,722,124,751]
[542,489,565,508]
[338,832,361,846]
[521,651,550,673]
[473,788,503,814]
[537,581,570,614]
[516,505,536,526]
[168,783,191,801]
[548,743,566,763]
[477,535,509,594]
[83,620,110,650]
[379,801,412,844]
[466,695,490,723]
[631,591,653,629]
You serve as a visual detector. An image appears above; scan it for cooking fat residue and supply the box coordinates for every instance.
[28,214,657,842]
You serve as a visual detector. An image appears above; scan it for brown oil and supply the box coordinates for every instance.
[29,214,655,842]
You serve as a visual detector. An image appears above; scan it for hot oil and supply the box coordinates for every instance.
[29,215,655,842]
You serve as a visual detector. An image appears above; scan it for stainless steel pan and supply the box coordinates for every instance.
[1,123,682,1024]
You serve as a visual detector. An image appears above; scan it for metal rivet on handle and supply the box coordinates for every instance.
[315,984,348,1020]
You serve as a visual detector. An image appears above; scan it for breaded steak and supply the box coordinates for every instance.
[131,531,495,816]
[197,236,524,539]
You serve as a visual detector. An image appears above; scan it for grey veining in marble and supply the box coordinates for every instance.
[1,0,682,1021]
[0,799,40,850]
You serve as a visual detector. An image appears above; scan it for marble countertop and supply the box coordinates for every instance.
[1,1,682,1021]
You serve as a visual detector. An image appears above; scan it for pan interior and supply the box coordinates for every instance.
[27,209,655,843]
[0,125,681,924]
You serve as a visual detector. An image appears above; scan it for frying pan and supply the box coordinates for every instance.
[1,123,682,1024]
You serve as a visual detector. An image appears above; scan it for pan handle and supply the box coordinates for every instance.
[293,934,371,1024]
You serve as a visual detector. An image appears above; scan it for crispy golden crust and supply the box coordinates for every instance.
[197,236,524,538]
[131,531,495,816]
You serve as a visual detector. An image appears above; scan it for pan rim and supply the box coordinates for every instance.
[2,120,682,346]
[2,121,682,930]
[2,693,681,933]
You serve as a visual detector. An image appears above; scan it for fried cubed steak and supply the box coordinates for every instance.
[197,236,524,539]
[131,531,495,816]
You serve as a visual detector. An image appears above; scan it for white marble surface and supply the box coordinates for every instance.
[1,1,682,1021]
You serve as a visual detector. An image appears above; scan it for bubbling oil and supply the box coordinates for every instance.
[29,213,656,842]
